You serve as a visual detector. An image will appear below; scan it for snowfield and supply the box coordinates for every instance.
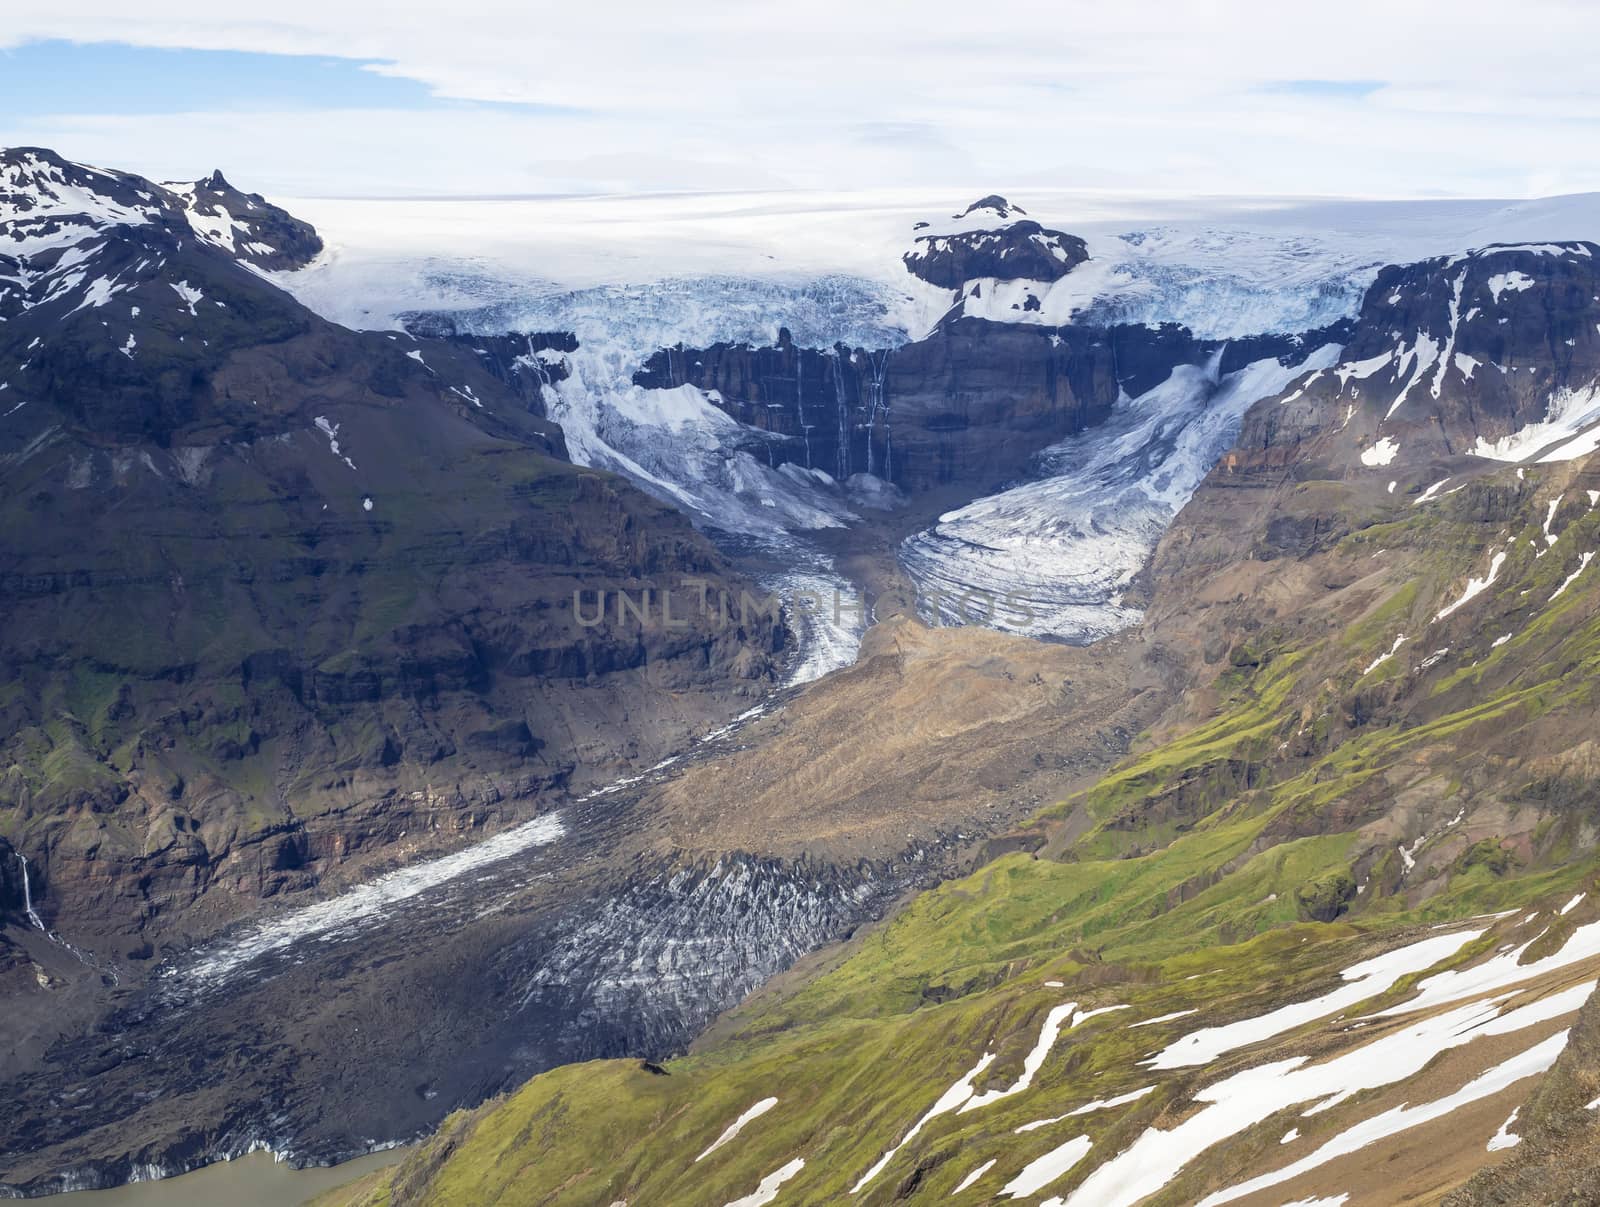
[276,187,1600,343]
[834,916,1600,1206]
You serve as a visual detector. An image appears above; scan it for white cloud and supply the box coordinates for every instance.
[3,1,1600,197]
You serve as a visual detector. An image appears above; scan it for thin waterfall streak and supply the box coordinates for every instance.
[19,853,45,931]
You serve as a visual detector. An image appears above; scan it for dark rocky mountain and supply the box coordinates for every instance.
[903,195,1089,289]
[0,149,781,963]
[1243,241,1600,477]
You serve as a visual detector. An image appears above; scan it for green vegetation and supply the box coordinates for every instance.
[321,469,1600,1205]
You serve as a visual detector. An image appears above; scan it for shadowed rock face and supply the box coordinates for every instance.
[401,325,579,416]
[903,196,1089,289]
[635,320,1347,495]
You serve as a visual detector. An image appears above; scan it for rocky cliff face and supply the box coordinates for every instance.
[0,149,781,957]
[1221,241,1600,479]
[1141,242,1600,629]
[636,320,1347,496]
[397,320,578,418]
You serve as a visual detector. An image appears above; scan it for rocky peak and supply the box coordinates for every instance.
[163,168,323,272]
[1231,240,1600,483]
[0,146,176,250]
[1,147,322,334]
[0,148,554,445]
[903,195,1090,296]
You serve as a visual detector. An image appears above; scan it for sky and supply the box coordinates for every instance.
[2,1,1598,200]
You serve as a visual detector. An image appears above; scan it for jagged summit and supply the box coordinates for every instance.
[163,167,323,271]
[0,145,577,458]
[0,146,172,239]
[903,194,1090,309]
[0,144,321,299]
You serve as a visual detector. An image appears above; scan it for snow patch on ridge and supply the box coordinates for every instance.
[1360,436,1400,467]
[1472,385,1600,463]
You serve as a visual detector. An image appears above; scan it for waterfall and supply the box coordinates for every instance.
[832,349,851,480]
[525,335,553,389]
[1203,342,1228,384]
[17,853,45,931]
[13,850,116,981]
[864,349,891,478]
[796,354,811,468]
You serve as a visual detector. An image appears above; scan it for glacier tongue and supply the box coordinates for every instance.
[401,272,922,539]
[405,271,887,678]
[899,343,1343,642]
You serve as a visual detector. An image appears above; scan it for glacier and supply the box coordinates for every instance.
[273,187,1600,654]
[899,344,1344,641]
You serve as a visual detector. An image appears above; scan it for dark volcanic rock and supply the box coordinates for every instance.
[400,325,579,417]
[635,320,1350,495]
[1248,241,1600,475]
[904,196,1089,289]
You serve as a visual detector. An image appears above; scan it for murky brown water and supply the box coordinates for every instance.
[57,1148,409,1207]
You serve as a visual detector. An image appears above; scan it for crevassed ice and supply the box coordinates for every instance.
[900,344,1342,643]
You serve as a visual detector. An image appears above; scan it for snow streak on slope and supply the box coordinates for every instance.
[899,343,1343,642]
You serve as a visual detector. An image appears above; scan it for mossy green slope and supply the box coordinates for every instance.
[349,459,1600,1206]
